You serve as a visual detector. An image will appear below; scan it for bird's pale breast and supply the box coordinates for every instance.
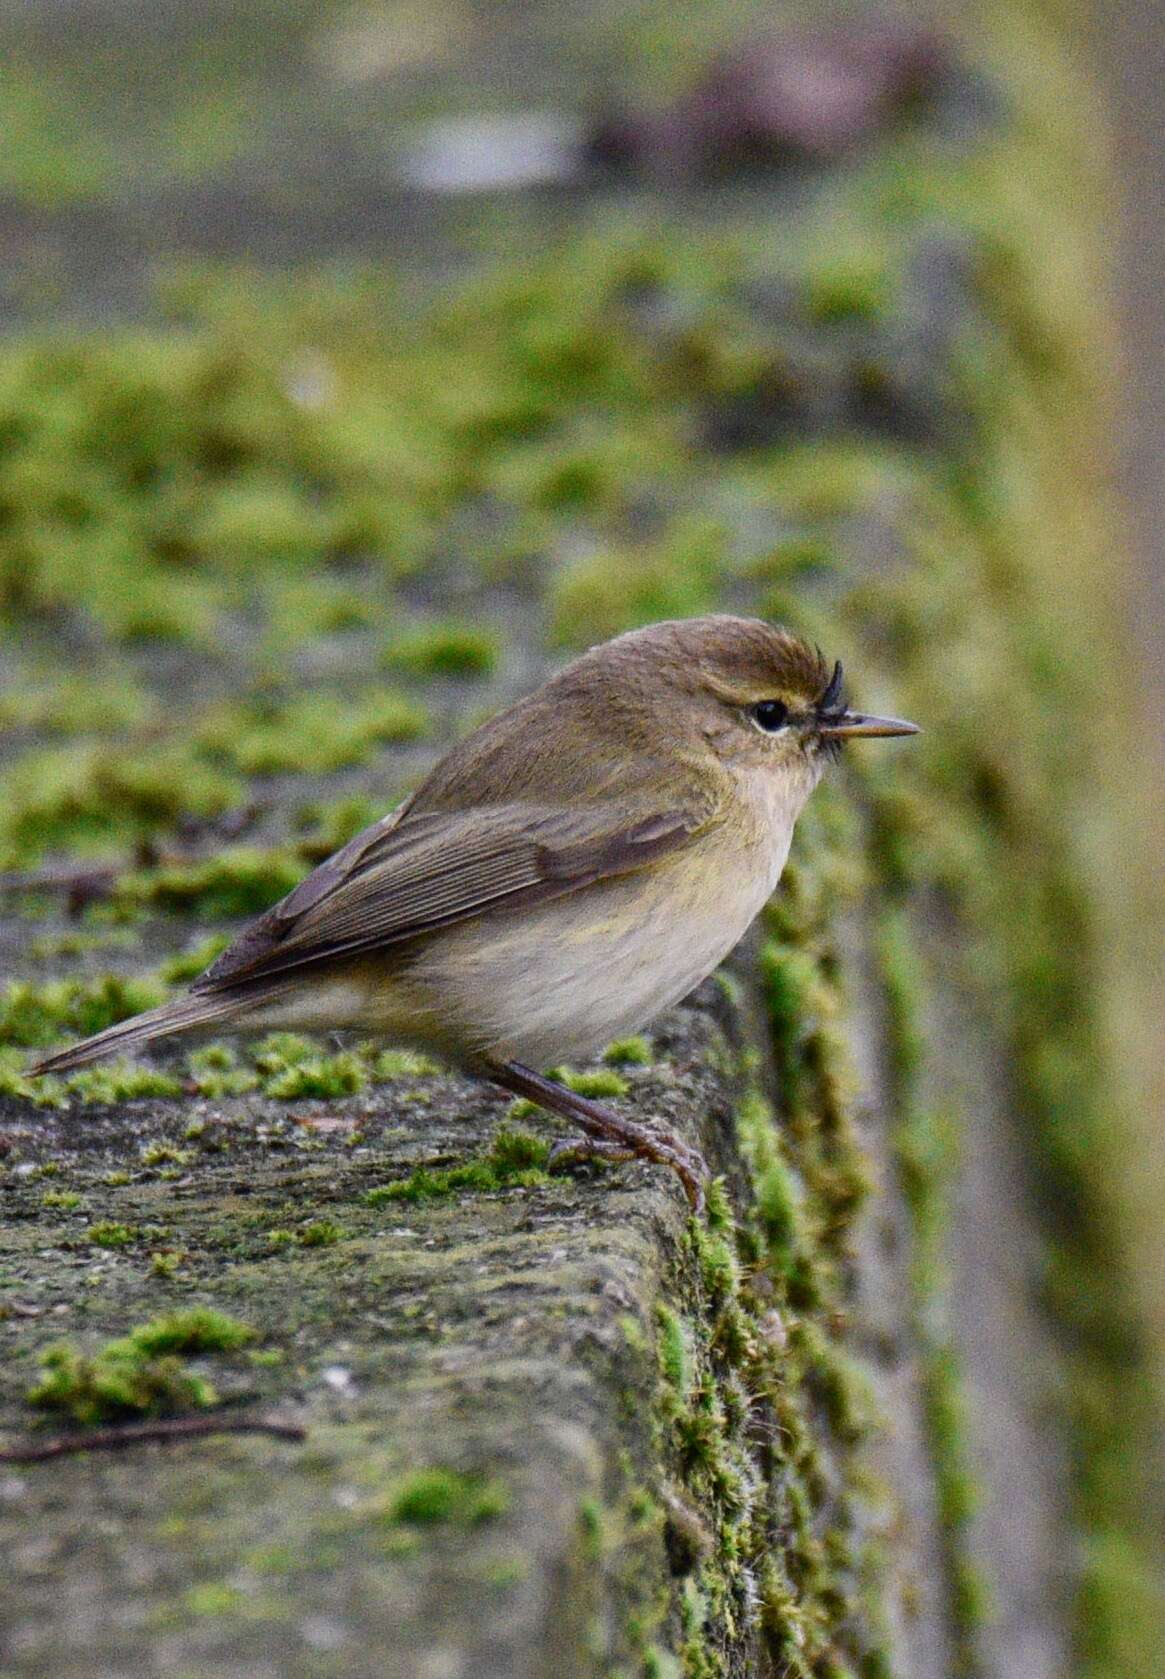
[245,762,813,1068]
[399,777,801,1066]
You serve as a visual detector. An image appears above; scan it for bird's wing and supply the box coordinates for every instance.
[194,799,707,993]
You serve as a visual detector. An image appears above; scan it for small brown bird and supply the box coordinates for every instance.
[32,616,917,1209]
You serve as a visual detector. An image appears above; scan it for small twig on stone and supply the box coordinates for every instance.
[0,1413,306,1464]
[0,862,124,907]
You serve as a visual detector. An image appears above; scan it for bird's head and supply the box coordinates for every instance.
[598,615,919,798]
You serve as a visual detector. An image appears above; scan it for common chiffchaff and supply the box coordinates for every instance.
[33,616,917,1208]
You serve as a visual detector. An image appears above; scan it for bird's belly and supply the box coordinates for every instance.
[403,845,777,1068]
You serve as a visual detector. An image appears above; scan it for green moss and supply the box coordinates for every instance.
[736,1090,806,1259]
[803,251,893,325]
[298,1220,346,1248]
[795,1323,877,1445]
[183,1583,248,1618]
[264,1052,367,1101]
[557,1067,630,1100]
[197,687,428,775]
[0,672,156,735]
[251,1032,315,1071]
[578,1495,606,1561]
[875,906,989,1657]
[655,1306,692,1401]
[487,1126,551,1173]
[603,1036,654,1067]
[64,1061,183,1104]
[186,1044,259,1098]
[28,1342,217,1425]
[0,1048,65,1107]
[371,1048,441,1080]
[364,1131,550,1206]
[125,1309,255,1355]
[384,622,500,678]
[0,44,1157,1671]
[140,1142,193,1168]
[40,1189,83,1211]
[548,520,723,650]
[0,973,165,1049]
[23,1309,251,1425]
[118,848,308,918]
[28,927,138,961]
[0,739,245,866]
[383,1468,510,1527]
[86,1221,139,1249]
[159,933,232,986]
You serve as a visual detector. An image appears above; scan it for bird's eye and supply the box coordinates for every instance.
[750,700,789,734]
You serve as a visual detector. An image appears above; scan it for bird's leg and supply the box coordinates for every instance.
[487,1060,709,1213]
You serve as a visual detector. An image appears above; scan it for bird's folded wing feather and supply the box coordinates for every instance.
[194,800,708,993]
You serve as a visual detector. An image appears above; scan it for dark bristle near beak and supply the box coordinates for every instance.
[818,659,846,714]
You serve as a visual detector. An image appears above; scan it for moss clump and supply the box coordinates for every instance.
[0,1049,64,1108]
[383,622,500,678]
[159,933,232,986]
[25,1310,254,1425]
[263,1051,367,1100]
[28,1343,216,1425]
[655,1305,692,1399]
[383,1468,510,1527]
[86,1221,139,1249]
[0,671,157,735]
[547,521,722,650]
[0,739,246,867]
[298,1220,347,1248]
[124,1308,255,1356]
[251,1033,315,1071]
[118,848,308,919]
[556,1067,630,1100]
[736,1089,806,1260]
[366,1130,551,1206]
[41,1189,83,1211]
[197,688,429,776]
[64,1061,183,1104]
[370,1048,441,1080]
[487,1126,551,1173]
[140,1142,193,1168]
[186,1044,259,1098]
[0,973,165,1050]
[602,1036,653,1067]
[803,250,892,324]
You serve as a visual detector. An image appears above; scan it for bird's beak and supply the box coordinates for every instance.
[818,711,920,740]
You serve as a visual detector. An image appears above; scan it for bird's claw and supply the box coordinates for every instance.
[551,1122,709,1215]
[547,1137,637,1172]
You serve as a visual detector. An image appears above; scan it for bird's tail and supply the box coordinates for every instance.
[28,994,236,1077]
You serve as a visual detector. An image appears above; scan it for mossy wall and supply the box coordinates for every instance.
[1,4,1161,1676]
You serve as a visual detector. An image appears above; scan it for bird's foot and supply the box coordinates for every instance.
[489,1060,709,1214]
[619,1121,709,1215]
